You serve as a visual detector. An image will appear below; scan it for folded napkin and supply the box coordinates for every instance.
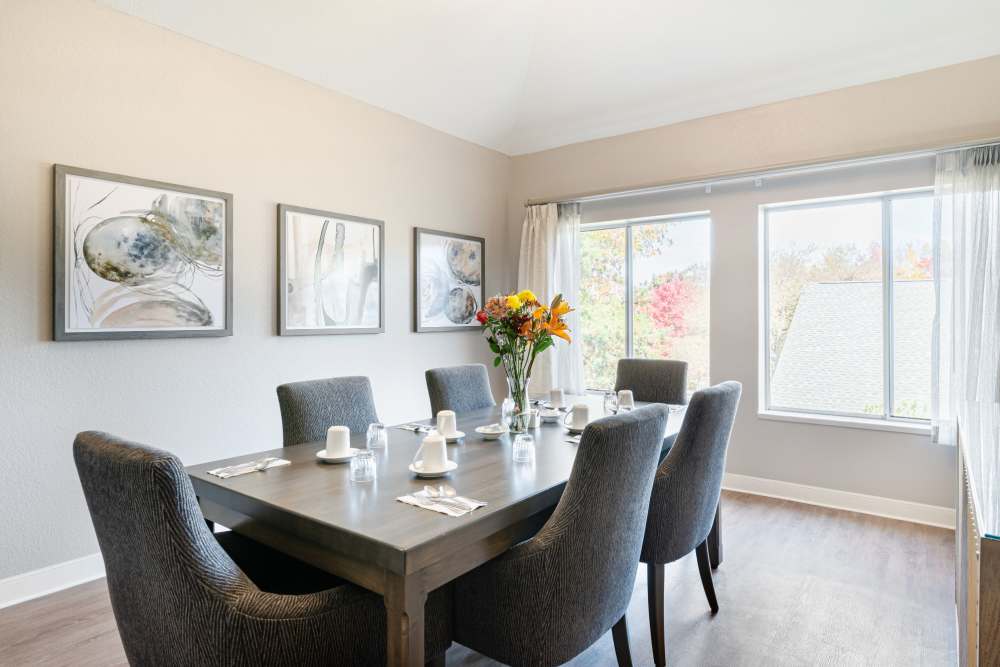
[208,457,290,479]
[565,434,582,444]
[397,489,487,517]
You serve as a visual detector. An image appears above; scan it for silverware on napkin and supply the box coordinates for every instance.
[208,456,289,479]
[397,488,487,517]
[395,423,434,433]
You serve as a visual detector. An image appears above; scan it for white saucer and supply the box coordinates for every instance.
[409,460,458,478]
[316,448,360,463]
[565,426,586,435]
[441,430,465,443]
[475,425,507,440]
[543,403,569,412]
[538,409,562,423]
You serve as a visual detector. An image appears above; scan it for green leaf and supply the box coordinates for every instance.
[533,337,553,355]
[488,338,501,354]
[493,356,502,367]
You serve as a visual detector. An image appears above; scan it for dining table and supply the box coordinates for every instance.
[187,394,694,667]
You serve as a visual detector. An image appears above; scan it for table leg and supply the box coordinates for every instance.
[708,501,722,569]
[384,572,427,667]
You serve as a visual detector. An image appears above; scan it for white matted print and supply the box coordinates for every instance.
[54,165,232,341]
[279,205,384,335]
[414,228,484,332]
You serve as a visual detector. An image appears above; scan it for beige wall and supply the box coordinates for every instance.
[0,0,511,580]
[508,56,1000,508]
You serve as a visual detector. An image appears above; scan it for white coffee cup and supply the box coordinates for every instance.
[549,388,565,410]
[436,410,458,437]
[414,432,449,472]
[563,403,590,431]
[326,425,351,457]
[617,389,635,410]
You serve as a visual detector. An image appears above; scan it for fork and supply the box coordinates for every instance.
[423,485,475,510]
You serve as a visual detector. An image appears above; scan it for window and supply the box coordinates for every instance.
[580,213,711,392]
[762,190,934,422]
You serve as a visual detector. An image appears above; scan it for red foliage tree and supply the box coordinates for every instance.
[646,275,694,338]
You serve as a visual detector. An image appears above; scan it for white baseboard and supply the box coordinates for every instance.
[0,552,105,610]
[724,472,956,529]
[0,476,954,610]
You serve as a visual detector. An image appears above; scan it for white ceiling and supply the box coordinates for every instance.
[99,0,1000,156]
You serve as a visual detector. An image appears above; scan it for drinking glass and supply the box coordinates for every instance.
[603,390,618,415]
[367,422,387,450]
[512,433,535,463]
[350,449,376,482]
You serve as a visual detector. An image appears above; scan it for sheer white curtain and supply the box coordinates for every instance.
[932,144,1000,444]
[518,202,585,394]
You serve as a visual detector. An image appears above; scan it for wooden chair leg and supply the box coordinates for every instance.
[646,562,666,667]
[708,501,722,569]
[611,613,634,667]
[695,540,720,613]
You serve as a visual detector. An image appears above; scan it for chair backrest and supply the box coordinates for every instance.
[73,431,251,664]
[641,381,742,565]
[276,376,379,446]
[528,405,668,659]
[425,364,496,416]
[615,358,688,404]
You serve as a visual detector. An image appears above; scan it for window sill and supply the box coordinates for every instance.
[757,409,932,436]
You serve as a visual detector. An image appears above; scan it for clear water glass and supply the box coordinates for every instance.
[512,433,535,463]
[350,449,376,482]
[603,390,618,415]
[367,422,387,449]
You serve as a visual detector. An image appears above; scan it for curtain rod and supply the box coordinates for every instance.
[526,137,1000,207]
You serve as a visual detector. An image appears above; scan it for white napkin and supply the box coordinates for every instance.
[208,457,290,479]
[397,489,487,517]
[565,435,582,444]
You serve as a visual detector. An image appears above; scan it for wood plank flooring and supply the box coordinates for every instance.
[0,491,956,666]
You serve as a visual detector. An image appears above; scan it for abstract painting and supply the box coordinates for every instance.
[54,165,232,341]
[278,204,384,335]
[413,227,485,332]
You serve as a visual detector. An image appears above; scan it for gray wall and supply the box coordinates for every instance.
[0,0,511,580]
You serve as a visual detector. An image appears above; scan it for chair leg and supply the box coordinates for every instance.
[708,501,722,569]
[695,540,719,613]
[646,562,666,667]
[611,613,634,667]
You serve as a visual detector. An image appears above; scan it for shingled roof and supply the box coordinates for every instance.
[770,280,933,416]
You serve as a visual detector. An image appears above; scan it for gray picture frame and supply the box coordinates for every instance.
[53,164,233,341]
[278,204,385,336]
[413,227,486,333]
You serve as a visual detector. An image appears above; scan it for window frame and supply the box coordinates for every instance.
[758,187,934,428]
[581,210,711,390]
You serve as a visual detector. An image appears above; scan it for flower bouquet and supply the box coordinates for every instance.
[476,290,573,432]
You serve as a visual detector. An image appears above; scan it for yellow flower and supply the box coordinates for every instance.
[532,306,547,320]
[505,294,522,310]
[551,300,571,317]
[517,289,537,304]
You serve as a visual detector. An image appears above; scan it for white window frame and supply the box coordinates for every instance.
[758,188,934,432]
[581,211,710,391]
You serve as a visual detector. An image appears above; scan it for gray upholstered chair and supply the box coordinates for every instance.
[276,376,379,446]
[425,364,496,416]
[453,405,670,667]
[641,381,741,667]
[73,431,452,666]
[615,358,688,405]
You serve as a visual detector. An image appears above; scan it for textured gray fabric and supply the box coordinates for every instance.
[453,405,669,666]
[615,358,689,404]
[276,376,379,446]
[73,431,451,666]
[641,382,741,565]
[425,364,496,416]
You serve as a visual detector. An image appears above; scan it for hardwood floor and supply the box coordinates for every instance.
[0,491,956,666]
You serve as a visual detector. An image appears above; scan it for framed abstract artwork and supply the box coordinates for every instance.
[278,204,384,335]
[53,165,233,341]
[413,227,485,332]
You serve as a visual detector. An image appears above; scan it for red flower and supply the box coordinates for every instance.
[475,310,488,324]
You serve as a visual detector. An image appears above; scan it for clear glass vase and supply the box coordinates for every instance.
[505,374,532,433]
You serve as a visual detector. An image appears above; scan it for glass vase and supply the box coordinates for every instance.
[505,374,532,433]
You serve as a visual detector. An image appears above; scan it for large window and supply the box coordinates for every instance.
[762,190,934,422]
[580,213,711,392]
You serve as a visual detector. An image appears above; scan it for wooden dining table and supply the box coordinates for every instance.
[187,394,692,667]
